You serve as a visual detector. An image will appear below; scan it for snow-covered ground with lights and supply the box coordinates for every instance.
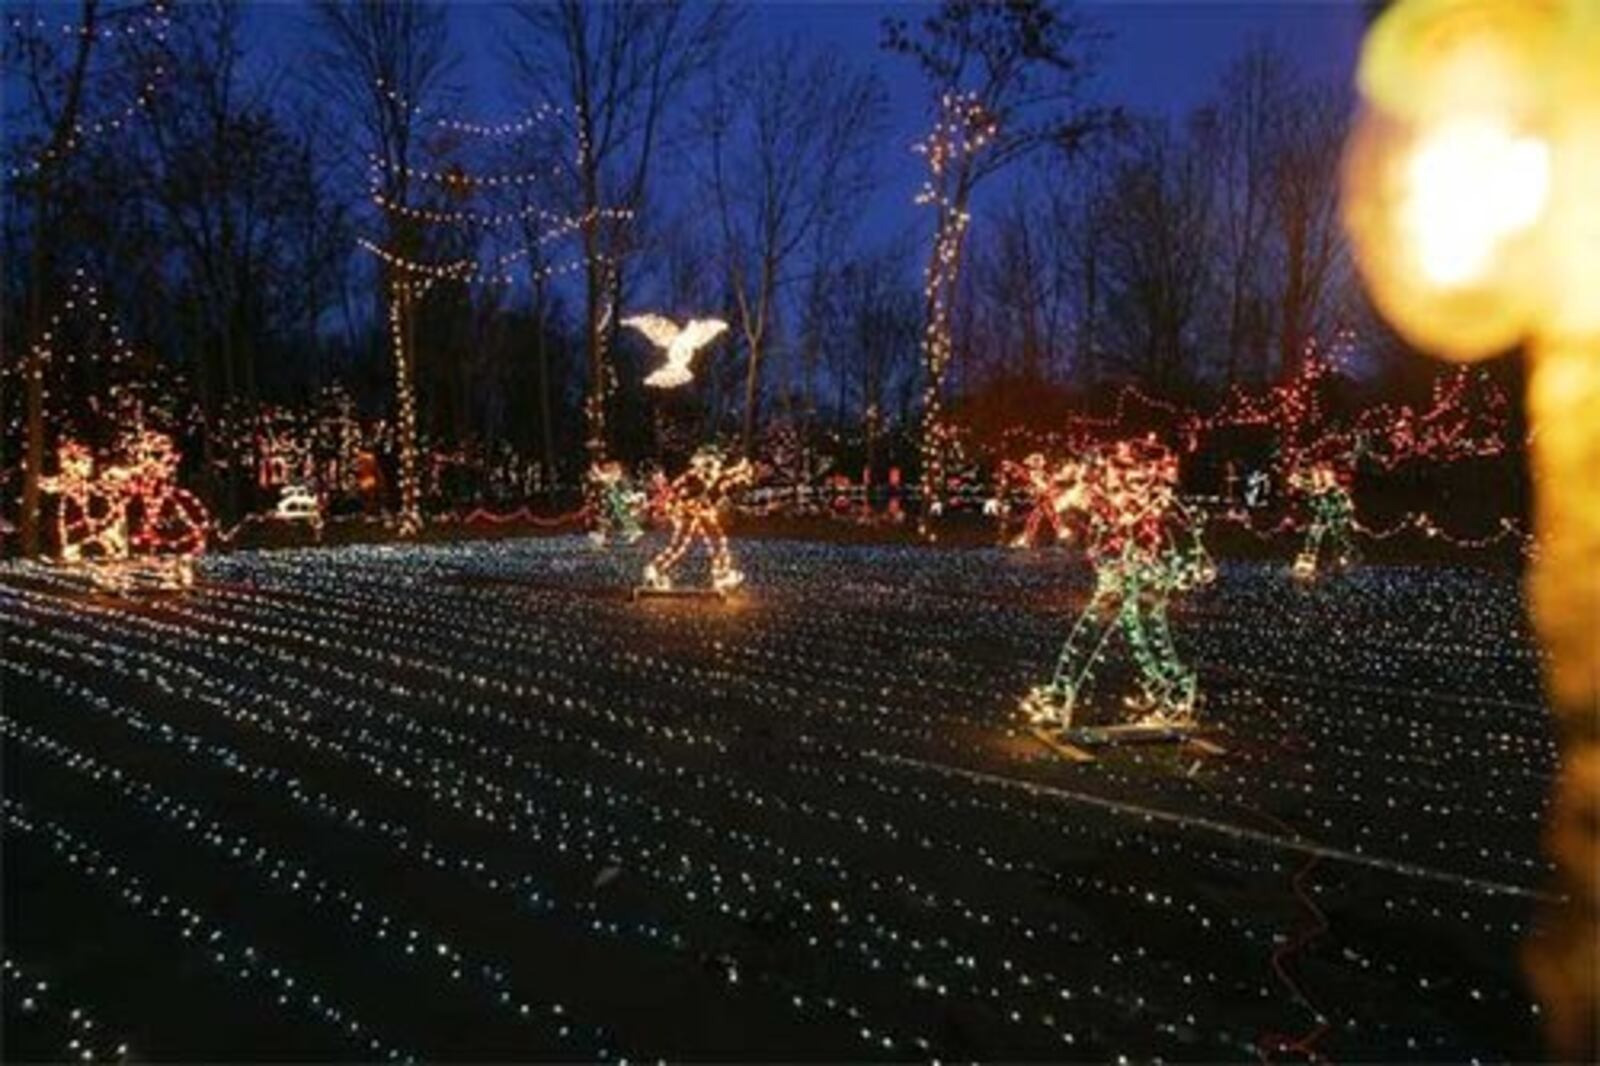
[1,537,1553,1061]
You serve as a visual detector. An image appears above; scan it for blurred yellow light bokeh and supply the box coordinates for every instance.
[1402,117,1548,287]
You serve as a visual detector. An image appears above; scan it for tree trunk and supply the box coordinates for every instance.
[19,0,99,558]
[739,322,764,458]
[532,278,556,495]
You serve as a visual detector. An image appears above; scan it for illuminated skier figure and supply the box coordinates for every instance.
[641,446,754,594]
[119,429,211,588]
[988,452,1086,548]
[586,460,645,547]
[1289,462,1357,579]
[1022,439,1216,729]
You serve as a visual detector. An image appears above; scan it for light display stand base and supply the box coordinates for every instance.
[1031,721,1225,763]
[44,557,196,595]
[631,586,731,602]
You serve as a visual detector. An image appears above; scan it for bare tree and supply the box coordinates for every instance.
[883,0,1109,523]
[970,187,1071,384]
[1270,81,1348,380]
[6,0,166,555]
[1199,41,1350,384]
[1206,39,1292,385]
[1096,120,1214,394]
[310,0,456,529]
[837,244,922,480]
[139,2,346,512]
[1039,138,1119,387]
[504,0,734,462]
[696,40,884,456]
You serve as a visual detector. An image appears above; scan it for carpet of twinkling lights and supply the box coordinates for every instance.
[0,537,1553,1062]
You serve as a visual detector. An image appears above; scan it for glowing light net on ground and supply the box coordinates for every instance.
[641,447,754,594]
[1022,439,1216,729]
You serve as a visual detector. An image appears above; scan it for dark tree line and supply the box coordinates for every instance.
[4,0,1400,548]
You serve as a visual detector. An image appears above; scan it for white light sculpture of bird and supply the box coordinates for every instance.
[623,313,729,388]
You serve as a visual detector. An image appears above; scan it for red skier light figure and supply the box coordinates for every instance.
[39,439,128,565]
[120,429,211,587]
[988,452,1086,548]
[640,446,754,595]
[37,430,210,590]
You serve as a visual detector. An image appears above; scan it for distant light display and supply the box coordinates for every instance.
[989,453,1086,549]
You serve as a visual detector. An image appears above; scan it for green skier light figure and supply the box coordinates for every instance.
[586,461,645,547]
[1021,439,1216,731]
[1289,462,1357,580]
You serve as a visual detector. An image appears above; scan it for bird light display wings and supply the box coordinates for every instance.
[624,313,729,389]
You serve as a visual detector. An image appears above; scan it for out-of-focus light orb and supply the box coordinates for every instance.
[1339,0,1587,361]
[1345,2,1600,1060]
[1402,117,1550,287]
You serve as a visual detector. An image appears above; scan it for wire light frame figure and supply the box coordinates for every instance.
[623,314,729,389]
[119,429,210,588]
[640,447,754,596]
[988,452,1087,549]
[37,430,210,590]
[1022,439,1216,731]
[586,460,645,547]
[1289,461,1358,580]
[39,440,129,567]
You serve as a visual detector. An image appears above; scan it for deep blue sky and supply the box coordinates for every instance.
[721,2,1365,242]
[442,1,1367,249]
[255,1,1366,278]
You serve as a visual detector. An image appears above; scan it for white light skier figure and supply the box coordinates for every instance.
[642,446,754,593]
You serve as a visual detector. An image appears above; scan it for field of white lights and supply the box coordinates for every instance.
[0,537,1553,1062]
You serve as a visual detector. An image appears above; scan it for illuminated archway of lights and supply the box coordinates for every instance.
[1022,440,1216,729]
[0,538,1553,1060]
[642,448,754,594]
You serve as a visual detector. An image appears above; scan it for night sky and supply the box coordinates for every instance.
[253,1,1367,291]
[466,1,1362,235]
